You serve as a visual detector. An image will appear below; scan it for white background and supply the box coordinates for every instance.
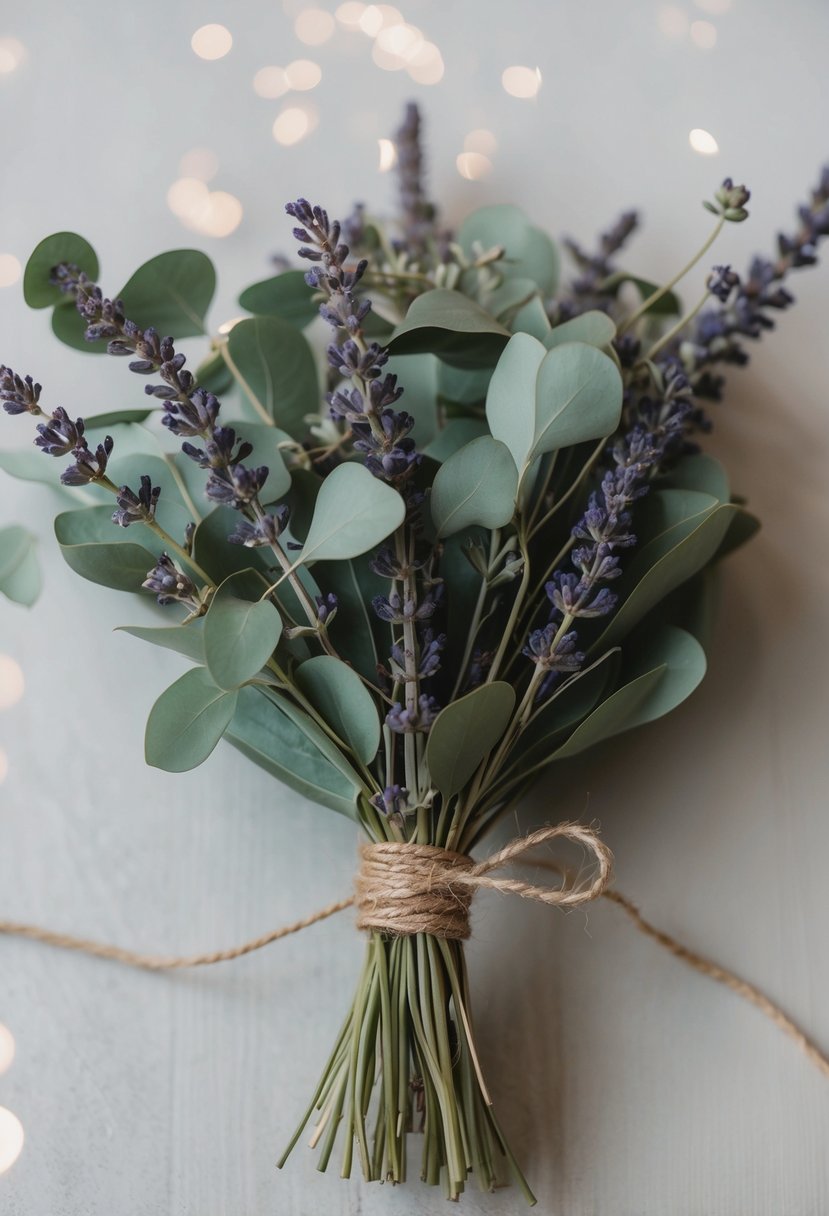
[1,1,828,1212]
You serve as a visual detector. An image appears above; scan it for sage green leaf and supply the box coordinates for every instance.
[225,420,292,503]
[715,508,760,560]
[545,310,616,350]
[0,448,80,490]
[593,503,738,651]
[385,353,439,445]
[555,626,706,759]
[441,528,488,659]
[226,685,361,818]
[298,462,405,564]
[601,272,681,317]
[486,276,538,320]
[119,250,216,337]
[515,650,619,770]
[193,507,268,582]
[530,341,623,463]
[387,289,510,368]
[0,525,41,607]
[51,301,107,353]
[423,419,488,463]
[437,361,492,405]
[295,654,381,764]
[664,453,730,503]
[634,488,720,549]
[511,294,552,342]
[485,332,546,473]
[82,409,155,429]
[283,467,321,543]
[238,270,319,329]
[458,204,560,294]
[203,570,283,690]
[24,232,99,309]
[315,557,384,682]
[55,506,158,592]
[117,621,206,664]
[195,347,235,396]
[145,667,237,772]
[430,436,518,538]
[226,316,319,439]
[426,681,516,798]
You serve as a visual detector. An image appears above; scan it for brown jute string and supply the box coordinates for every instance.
[1,821,827,1081]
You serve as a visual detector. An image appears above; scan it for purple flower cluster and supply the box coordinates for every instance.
[557,210,640,322]
[394,102,442,258]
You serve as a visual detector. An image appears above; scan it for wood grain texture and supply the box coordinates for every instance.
[2,2,829,1212]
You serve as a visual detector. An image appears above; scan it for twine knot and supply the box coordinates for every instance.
[354,823,614,940]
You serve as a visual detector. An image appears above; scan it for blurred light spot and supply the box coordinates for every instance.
[167,180,242,238]
[191,24,233,60]
[464,128,497,156]
[689,127,719,155]
[273,105,318,146]
[0,254,21,288]
[0,1108,23,1174]
[336,2,367,27]
[295,8,336,44]
[657,5,689,37]
[501,65,541,99]
[167,178,210,221]
[358,3,404,35]
[378,138,397,171]
[695,0,730,11]
[690,19,717,47]
[376,22,423,59]
[406,42,444,85]
[217,317,245,335]
[372,39,406,71]
[253,65,289,98]
[456,152,492,181]
[0,1026,14,1075]
[178,148,219,182]
[0,37,25,74]
[0,656,24,711]
[285,58,322,90]
[198,192,243,238]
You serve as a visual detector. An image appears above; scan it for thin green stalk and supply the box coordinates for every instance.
[618,214,725,333]
[217,338,275,425]
[642,286,711,363]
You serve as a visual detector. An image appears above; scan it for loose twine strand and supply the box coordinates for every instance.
[1,821,827,1081]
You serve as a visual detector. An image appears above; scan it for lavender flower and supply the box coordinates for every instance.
[394,102,441,257]
[142,553,198,608]
[0,366,42,416]
[112,475,160,527]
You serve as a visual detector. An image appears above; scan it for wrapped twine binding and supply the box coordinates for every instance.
[1,821,828,1083]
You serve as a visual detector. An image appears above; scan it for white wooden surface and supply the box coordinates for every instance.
[2,2,829,1212]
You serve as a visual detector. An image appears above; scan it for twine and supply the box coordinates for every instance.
[1,821,828,1082]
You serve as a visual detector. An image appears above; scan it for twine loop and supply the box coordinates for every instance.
[354,823,614,940]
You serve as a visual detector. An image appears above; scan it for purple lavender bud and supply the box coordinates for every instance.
[0,366,42,416]
[315,592,338,624]
[142,553,197,607]
[371,784,410,818]
[112,475,161,527]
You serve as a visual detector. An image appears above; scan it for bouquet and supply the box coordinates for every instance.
[1,103,827,1202]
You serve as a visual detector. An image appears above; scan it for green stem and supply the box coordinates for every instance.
[217,338,274,426]
[619,214,725,334]
[642,286,711,363]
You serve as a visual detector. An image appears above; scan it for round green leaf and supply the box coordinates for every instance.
[295,654,381,764]
[385,353,439,446]
[24,232,99,309]
[458,204,560,294]
[423,418,489,464]
[430,435,518,538]
[388,289,511,368]
[226,316,319,439]
[426,681,516,798]
[238,270,320,329]
[117,622,206,664]
[204,570,283,690]
[51,300,108,353]
[119,250,216,338]
[145,667,237,772]
[531,341,623,463]
[0,525,41,607]
[54,506,158,592]
[485,331,546,474]
[545,310,616,350]
[298,462,406,564]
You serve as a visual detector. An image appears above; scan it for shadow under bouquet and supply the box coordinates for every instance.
[2,104,828,1203]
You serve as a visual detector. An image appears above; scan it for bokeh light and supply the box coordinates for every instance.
[456,152,492,181]
[253,65,289,98]
[0,1026,14,1075]
[0,37,25,74]
[167,180,243,237]
[464,128,497,156]
[0,254,21,288]
[178,148,219,182]
[689,127,719,155]
[0,1108,23,1175]
[190,24,233,60]
[378,138,397,171]
[336,2,367,28]
[0,656,24,711]
[295,8,336,44]
[657,5,689,37]
[690,19,717,47]
[285,59,322,90]
[407,42,444,85]
[501,65,542,99]
[273,105,318,146]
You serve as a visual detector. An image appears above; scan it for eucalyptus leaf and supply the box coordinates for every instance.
[515,649,619,771]
[0,448,81,491]
[423,419,488,463]
[384,353,439,446]
[204,570,283,690]
[602,272,682,317]
[119,249,216,337]
[485,332,546,473]
[145,667,237,772]
[82,409,155,429]
[511,294,552,342]
[238,270,320,329]
[430,436,518,538]
[554,625,706,759]
[545,310,616,350]
[24,232,99,309]
[295,654,381,764]
[55,506,158,592]
[387,289,511,368]
[437,361,492,406]
[193,507,268,582]
[426,681,516,798]
[530,341,623,464]
[226,685,361,818]
[226,316,319,438]
[52,302,107,353]
[0,525,41,607]
[315,557,384,682]
[714,508,760,560]
[298,462,405,564]
[117,621,206,664]
[663,453,730,504]
[458,204,560,294]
